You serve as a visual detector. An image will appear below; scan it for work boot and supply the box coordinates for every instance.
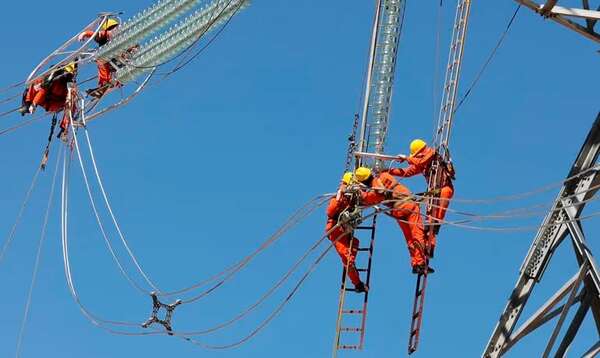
[412,265,435,275]
[354,281,369,293]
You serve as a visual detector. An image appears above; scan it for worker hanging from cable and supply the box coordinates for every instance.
[325,172,368,293]
[353,167,432,274]
[19,62,79,143]
[384,139,455,253]
[78,17,136,98]
[20,62,78,116]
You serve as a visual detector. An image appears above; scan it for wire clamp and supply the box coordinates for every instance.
[141,292,182,335]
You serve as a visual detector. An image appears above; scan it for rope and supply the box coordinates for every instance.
[0,166,42,265]
[15,147,62,358]
[454,4,521,113]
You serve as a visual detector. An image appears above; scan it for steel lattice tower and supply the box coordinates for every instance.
[483,2,600,356]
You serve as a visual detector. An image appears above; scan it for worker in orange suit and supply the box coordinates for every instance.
[20,62,78,140]
[78,17,120,97]
[325,172,368,293]
[20,62,77,116]
[354,167,432,274]
[387,139,455,237]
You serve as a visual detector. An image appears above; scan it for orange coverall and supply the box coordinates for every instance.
[80,29,115,87]
[23,72,75,132]
[325,189,362,286]
[389,146,454,224]
[360,172,426,268]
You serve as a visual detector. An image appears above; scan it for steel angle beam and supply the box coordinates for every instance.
[482,113,600,358]
[515,0,600,43]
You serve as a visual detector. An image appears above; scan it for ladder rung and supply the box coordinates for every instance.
[357,248,370,252]
[356,226,374,230]
[338,345,360,350]
[342,309,364,314]
[340,327,363,332]
[357,268,368,272]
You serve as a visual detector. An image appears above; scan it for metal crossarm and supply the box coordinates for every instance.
[141,292,183,335]
[515,0,600,43]
[332,216,377,357]
[482,112,600,358]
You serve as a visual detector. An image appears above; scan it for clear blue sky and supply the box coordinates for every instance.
[1,1,599,357]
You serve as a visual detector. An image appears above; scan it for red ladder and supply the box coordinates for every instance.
[408,263,430,354]
[332,216,377,356]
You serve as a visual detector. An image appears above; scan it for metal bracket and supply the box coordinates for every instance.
[141,292,182,335]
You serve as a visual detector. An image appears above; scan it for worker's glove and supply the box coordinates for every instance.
[396,154,407,162]
[78,33,90,42]
[344,184,361,195]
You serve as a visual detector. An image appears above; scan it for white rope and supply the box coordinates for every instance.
[0,166,42,265]
[15,148,62,358]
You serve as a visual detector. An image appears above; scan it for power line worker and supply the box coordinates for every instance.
[20,62,77,116]
[325,172,368,293]
[388,139,455,237]
[78,17,121,98]
[19,61,77,144]
[354,167,432,274]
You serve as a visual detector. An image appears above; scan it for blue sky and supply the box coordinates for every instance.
[1,1,599,357]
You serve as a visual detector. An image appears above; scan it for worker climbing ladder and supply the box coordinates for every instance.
[332,218,377,356]
[331,0,406,354]
[407,0,472,354]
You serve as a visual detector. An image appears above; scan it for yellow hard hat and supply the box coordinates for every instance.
[354,167,372,182]
[63,62,77,74]
[342,172,353,185]
[410,139,427,156]
[101,18,120,31]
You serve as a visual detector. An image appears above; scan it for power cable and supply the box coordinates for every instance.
[454,4,521,113]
